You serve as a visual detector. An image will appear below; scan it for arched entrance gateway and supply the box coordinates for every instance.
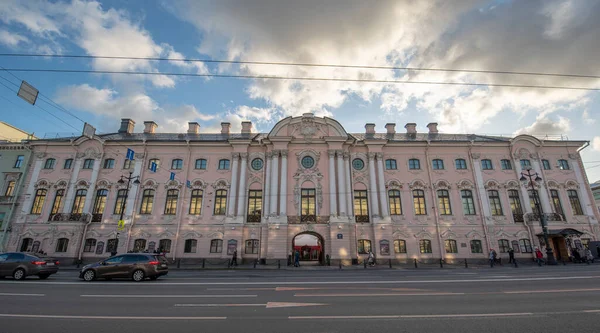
[292,232,325,265]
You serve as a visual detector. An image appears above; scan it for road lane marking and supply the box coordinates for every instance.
[289,313,533,320]
[80,294,257,298]
[174,302,328,308]
[583,310,600,313]
[294,292,463,297]
[0,314,225,320]
[206,288,275,291]
[0,293,45,297]
[290,315,400,319]
[504,288,600,294]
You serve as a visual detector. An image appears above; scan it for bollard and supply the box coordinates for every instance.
[440,259,444,268]
[339,261,342,270]
[278,260,281,269]
[177,259,181,269]
[254,260,257,269]
[464,259,468,269]
[202,258,205,269]
[414,258,418,268]
[364,259,367,269]
[389,259,392,269]
[228,259,231,269]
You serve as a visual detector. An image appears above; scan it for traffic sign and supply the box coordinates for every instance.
[117,220,126,231]
[126,148,135,161]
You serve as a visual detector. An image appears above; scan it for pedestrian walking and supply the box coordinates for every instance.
[535,247,545,266]
[508,248,515,264]
[231,249,238,267]
[294,250,300,267]
[489,249,495,267]
[596,245,600,259]
[586,248,594,264]
[367,251,375,267]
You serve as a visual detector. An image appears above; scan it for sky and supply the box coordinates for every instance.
[0,0,599,181]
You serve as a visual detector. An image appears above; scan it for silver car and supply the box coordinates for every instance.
[0,252,60,280]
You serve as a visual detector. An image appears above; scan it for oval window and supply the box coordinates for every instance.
[352,158,364,170]
[251,158,263,171]
[301,156,315,169]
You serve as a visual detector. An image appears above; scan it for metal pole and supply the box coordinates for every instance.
[530,176,556,265]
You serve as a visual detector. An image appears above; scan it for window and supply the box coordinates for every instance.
[123,159,133,169]
[419,239,432,253]
[0,212,5,230]
[64,159,73,169]
[114,189,128,215]
[413,189,426,215]
[508,189,523,216]
[55,238,69,253]
[481,159,493,170]
[83,159,94,169]
[83,239,96,252]
[104,256,123,264]
[437,190,452,215]
[218,159,230,170]
[139,189,155,214]
[470,240,483,253]
[50,189,64,215]
[184,239,197,253]
[394,240,407,253]
[498,239,510,253]
[148,159,160,170]
[189,189,203,215]
[71,189,87,214]
[380,240,390,255]
[519,239,533,253]
[455,159,467,170]
[511,240,520,253]
[245,239,259,254]
[103,158,115,169]
[195,159,207,170]
[227,240,237,255]
[550,190,564,216]
[171,159,183,170]
[164,189,179,215]
[247,190,262,222]
[445,239,458,253]
[251,158,263,171]
[385,159,397,170]
[567,190,583,215]
[133,239,147,252]
[520,159,531,169]
[357,239,372,254]
[14,155,24,168]
[558,159,570,170]
[4,180,15,196]
[301,156,315,169]
[542,159,551,170]
[388,190,402,215]
[210,239,223,253]
[158,239,172,253]
[44,158,56,169]
[301,189,316,222]
[20,238,33,252]
[106,239,119,253]
[352,158,364,170]
[528,190,540,212]
[432,159,444,170]
[214,190,227,215]
[461,190,476,215]
[501,159,512,170]
[92,189,108,215]
[408,158,420,170]
[354,190,369,222]
[488,190,503,216]
[30,189,47,214]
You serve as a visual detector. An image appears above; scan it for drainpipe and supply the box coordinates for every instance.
[425,143,444,260]
[468,144,492,252]
[171,141,192,261]
[77,216,93,261]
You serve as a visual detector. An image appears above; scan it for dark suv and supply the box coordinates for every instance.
[79,253,168,282]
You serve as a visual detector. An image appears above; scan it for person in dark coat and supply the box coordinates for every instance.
[508,248,515,264]
[231,250,238,267]
[596,245,600,259]
[294,250,300,267]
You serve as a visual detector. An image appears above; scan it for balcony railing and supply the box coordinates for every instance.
[526,213,565,222]
[512,213,524,222]
[355,215,370,223]
[300,215,317,223]
[48,213,91,223]
[246,214,261,223]
[91,214,103,222]
[0,196,15,204]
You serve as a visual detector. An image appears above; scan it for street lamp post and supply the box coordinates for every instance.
[114,171,140,255]
[520,166,557,265]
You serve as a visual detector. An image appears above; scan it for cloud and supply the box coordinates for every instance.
[0,29,29,47]
[513,115,571,137]
[583,110,596,125]
[593,137,600,152]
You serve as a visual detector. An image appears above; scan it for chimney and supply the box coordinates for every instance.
[118,118,135,134]
[188,122,200,134]
[405,123,417,134]
[385,123,396,134]
[241,121,252,134]
[365,123,376,134]
[427,122,438,134]
[221,122,231,135]
[143,121,158,134]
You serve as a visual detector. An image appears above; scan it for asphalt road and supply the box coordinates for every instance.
[1,265,600,333]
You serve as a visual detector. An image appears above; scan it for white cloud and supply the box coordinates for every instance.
[513,115,571,137]
[583,110,596,125]
[593,137,600,152]
[0,29,29,47]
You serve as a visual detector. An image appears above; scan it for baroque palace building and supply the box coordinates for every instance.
[5,114,600,264]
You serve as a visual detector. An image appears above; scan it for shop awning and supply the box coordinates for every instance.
[536,228,584,237]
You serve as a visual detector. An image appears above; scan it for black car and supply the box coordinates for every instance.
[0,252,60,280]
[79,253,168,282]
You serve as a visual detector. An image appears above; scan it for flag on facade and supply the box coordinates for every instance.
[126,148,135,161]
[150,161,157,172]
[186,180,191,188]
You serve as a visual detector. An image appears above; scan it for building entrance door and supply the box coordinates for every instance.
[292,232,324,265]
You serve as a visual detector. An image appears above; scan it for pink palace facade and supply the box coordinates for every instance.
[7,114,600,264]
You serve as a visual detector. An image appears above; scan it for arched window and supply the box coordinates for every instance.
[394,240,407,253]
[184,239,197,253]
[63,158,73,169]
[71,189,87,214]
[106,239,118,253]
[498,239,510,253]
[413,189,426,215]
[520,159,531,169]
[301,188,316,222]
[388,190,402,215]
[195,158,207,170]
[501,159,512,170]
[470,240,483,253]
[461,190,476,215]
[31,189,47,214]
[4,180,15,197]
[550,190,564,216]
[357,239,371,254]
[133,239,147,252]
[158,239,172,253]
[245,239,259,254]
[437,189,452,215]
[247,190,262,222]
[455,159,467,170]
[444,239,458,253]
[481,159,493,170]
[171,159,183,170]
[218,159,230,170]
[353,190,369,222]
[379,240,390,255]
[213,189,227,215]
[50,189,64,216]
[83,238,96,252]
[432,159,444,170]
[385,159,397,170]
[210,239,223,253]
[189,189,203,215]
[114,189,128,215]
[508,190,523,222]
[567,190,583,215]
[20,238,33,252]
[558,159,569,170]
[55,238,69,252]
[519,239,532,253]
[140,189,155,214]
[83,159,94,169]
[103,158,115,169]
[419,239,432,253]
[92,189,108,217]
[123,159,133,169]
[488,190,503,216]
[408,158,420,170]
[44,158,56,169]
[164,189,179,215]
[148,158,160,170]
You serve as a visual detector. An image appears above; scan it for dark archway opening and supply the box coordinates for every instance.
[292,232,324,265]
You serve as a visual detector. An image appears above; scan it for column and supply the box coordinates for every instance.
[328,150,337,216]
[82,156,103,214]
[236,153,248,217]
[367,153,379,218]
[344,153,353,217]
[62,156,83,213]
[263,152,272,217]
[227,153,240,216]
[514,158,533,214]
[473,155,491,217]
[22,153,45,214]
[279,151,288,216]
[125,155,144,217]
[269,151,279,216]
[376,153,389,218]
[532,159,552,213]
[336,151,347,216]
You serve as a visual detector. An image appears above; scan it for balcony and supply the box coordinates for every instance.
[91,214,103,222]
[526,213,565,222]
[300,215,317,223]
[0,196,15,204]
[512,213,524,223]
[355,215,370,223]
[48,213,92,223]
[246,214,261,223]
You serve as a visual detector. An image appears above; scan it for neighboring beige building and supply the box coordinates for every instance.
[0,122,37,142]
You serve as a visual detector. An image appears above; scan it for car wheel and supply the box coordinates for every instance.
[132,269,145,282]
[38,274,50,280]
[149,276,158,281]
[13,268,26,280]
[82,270,96,282]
